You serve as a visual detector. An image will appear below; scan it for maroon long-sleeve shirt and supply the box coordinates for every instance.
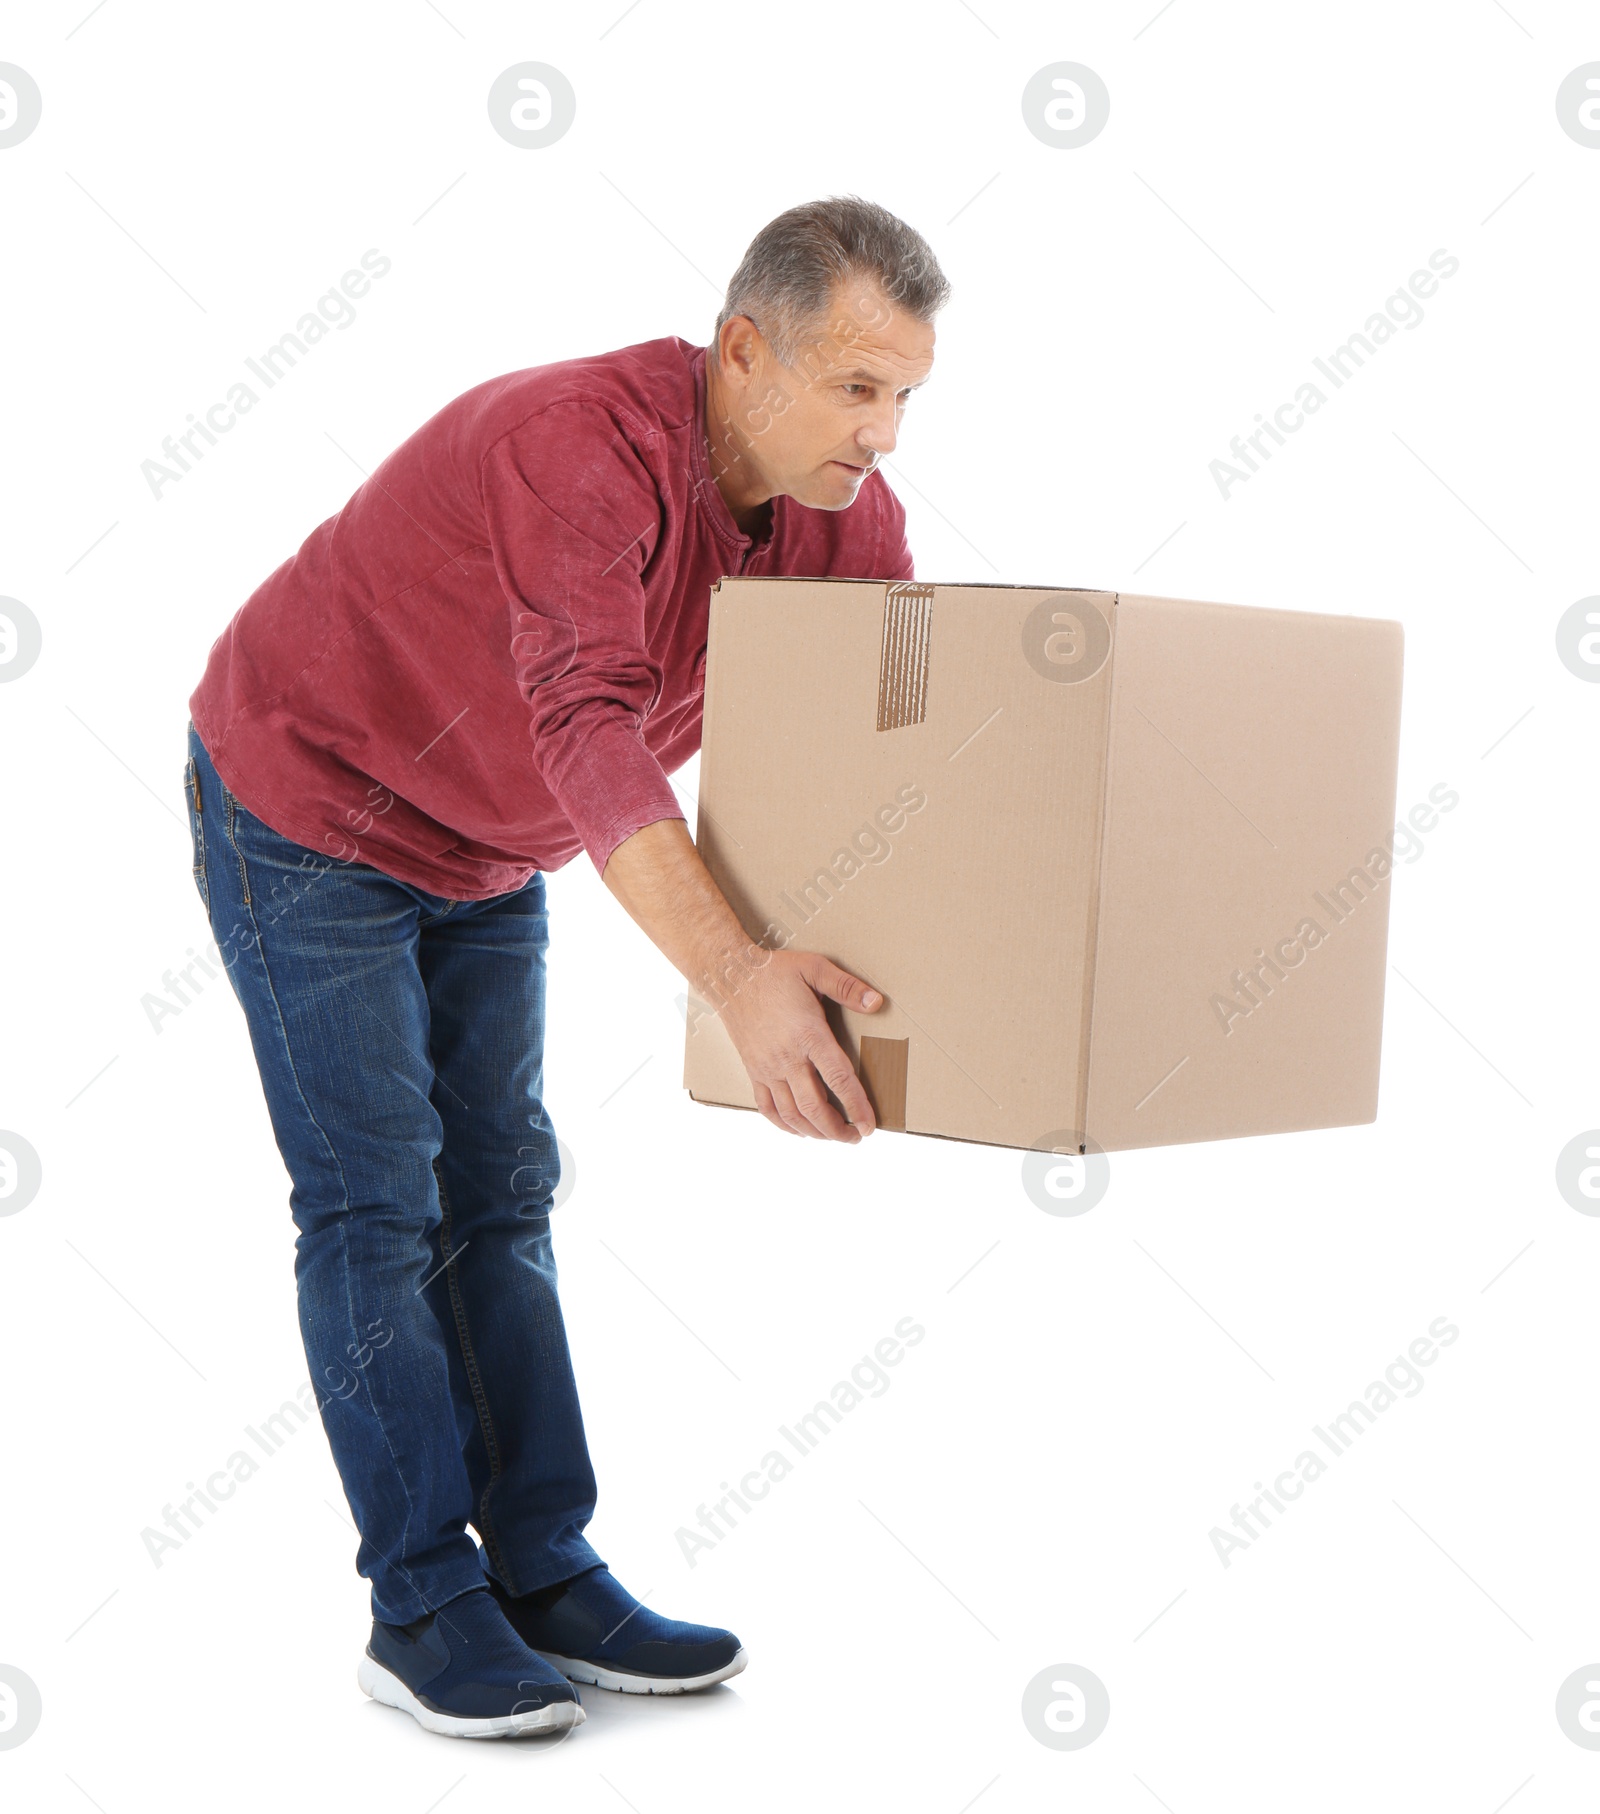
[189,334,914,899]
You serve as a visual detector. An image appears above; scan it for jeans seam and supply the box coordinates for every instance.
[221,785,252,906]
[433,1161,512,1588]
[184,756,209,910]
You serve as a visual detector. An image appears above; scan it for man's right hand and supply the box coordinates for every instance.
[601,818,883,1145]
[718,948,884,1142]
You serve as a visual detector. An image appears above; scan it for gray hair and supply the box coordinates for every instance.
[711,195,951,370]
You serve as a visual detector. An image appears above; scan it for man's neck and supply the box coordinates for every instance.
[703,349,774,538]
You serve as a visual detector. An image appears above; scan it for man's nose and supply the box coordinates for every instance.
[859,401,900,463]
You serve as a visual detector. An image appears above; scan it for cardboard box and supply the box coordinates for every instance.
[682,578,1404,1155]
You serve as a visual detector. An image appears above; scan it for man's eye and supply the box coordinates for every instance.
[843,382,870,396]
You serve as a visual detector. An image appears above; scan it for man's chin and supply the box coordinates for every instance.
[806,463,867,505]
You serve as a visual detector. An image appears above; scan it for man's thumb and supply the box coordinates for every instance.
[808,956,882,1012]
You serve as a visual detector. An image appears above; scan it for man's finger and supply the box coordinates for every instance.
[805,1030,877,1135]
[787,1061,859,1143]
[753,1081,797,1136]
[769,1076,819,1138]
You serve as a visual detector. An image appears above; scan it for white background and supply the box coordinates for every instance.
[2,1,1598,1809]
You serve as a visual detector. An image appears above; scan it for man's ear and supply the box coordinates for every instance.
[718,314,767,387]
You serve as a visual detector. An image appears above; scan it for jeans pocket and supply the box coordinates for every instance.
[184,753,210,912]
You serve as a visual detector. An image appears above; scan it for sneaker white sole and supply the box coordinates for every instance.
[538,1645,748,1695]
[357,1653,585,1738]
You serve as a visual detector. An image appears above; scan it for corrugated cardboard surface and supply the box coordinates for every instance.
[684,577,1403,1155]
[1084,596,1404,1149]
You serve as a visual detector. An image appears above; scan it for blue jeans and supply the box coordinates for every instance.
[183,721,602,1623]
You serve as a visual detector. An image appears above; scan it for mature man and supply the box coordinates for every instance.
[183,195,946,1739]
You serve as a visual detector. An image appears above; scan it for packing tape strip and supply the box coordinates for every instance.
[876,584,934,731]
[858,1034,909,1130]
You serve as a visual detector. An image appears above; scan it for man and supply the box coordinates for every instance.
[182,195,947,1739]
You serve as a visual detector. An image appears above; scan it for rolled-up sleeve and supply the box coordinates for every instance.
[479,402,687,875]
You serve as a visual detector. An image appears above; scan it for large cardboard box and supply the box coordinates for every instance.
[681,578,1404,1155]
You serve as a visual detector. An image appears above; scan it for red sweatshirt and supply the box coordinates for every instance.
[189,334,915,899]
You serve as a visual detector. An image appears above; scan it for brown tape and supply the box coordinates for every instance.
[876,584,934,731]
[858,1034,909,1130]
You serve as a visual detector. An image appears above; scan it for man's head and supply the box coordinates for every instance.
[704,196,948,522]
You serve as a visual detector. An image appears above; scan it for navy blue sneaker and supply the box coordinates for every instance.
[357,1585,584,1738]
[487,1566,747,1695]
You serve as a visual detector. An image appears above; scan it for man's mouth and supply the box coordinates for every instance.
[831,460,869,473]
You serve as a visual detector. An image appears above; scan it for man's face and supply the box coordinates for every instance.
[708,281,936,515]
